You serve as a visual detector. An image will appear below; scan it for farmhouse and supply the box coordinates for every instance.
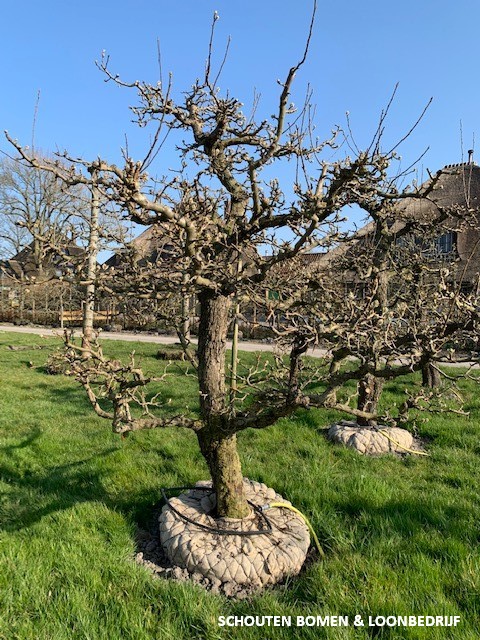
[398,156,480,287]
[0,239,84,324]
[294,158,480,291]
[103,225,176,269]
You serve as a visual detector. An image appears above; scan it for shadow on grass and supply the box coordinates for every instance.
[331,493,480,553]
[0,426,192,533]
[0,441,117,531]
[2,427,44,451]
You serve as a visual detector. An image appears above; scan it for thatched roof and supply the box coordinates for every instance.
[307,161,480,282]
[104,225,175,268]
[0,240,84,282]
[391,162,480,282]
[397,162,480,223]
[104,223,260,271]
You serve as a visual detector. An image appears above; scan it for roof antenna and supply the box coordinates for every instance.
[468,149,474,164]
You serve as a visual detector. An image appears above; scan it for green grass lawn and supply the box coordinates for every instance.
[1,331,480,639]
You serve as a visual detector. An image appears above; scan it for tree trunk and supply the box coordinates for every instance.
[196,290,250,519]
[229,296,240,406]
[229,257,242,407]
[82,169,100,357]
[422,360,441,388]
[181,293,191,341]
[356,235,388,427]
[197,431,249,518]
[286,332,309,405]
[19,284,25,322]
[357,373,384,426]
[59,289,64,330]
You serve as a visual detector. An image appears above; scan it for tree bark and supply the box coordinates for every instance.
[356,233,388,426]
[286,332,309,405]
[357,373,384,426]
[422,360,441,388]
[196,290,250,518]
[197,431,249,518]
[82,168,100,357]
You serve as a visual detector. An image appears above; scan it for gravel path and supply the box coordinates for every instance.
[0,323,328,357]
[1,323,477,367]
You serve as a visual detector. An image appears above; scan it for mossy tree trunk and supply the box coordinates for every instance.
[196,290,250,519]
[422,360,441,388]
[357,373,384,426]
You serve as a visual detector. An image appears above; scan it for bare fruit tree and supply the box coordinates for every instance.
[7,8,477,517]
[261,164,480,427]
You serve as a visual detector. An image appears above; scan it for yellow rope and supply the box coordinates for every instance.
[377,428,429,457]
[267,502,325,557]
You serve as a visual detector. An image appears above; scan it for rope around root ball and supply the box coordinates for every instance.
[159,479,312,589]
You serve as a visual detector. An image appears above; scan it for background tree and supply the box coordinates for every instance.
[0,156,90,324]
[0,157,87,273]
[0,154,127,334]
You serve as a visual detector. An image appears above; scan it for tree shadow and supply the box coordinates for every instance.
[0,422,198,535]
[2,427,44,451]
[0,438,120,532]
[337,493,478,545]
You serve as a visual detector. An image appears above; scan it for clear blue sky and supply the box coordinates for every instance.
[1,0,479,194]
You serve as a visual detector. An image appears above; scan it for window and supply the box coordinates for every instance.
[436,231,455,255]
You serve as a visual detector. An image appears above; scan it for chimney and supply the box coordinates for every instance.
[468,149,474,164]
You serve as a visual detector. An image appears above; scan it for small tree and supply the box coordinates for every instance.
[274,185,480,426]
[0,153,128,344]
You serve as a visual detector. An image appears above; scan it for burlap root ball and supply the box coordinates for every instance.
[328,420,414,455]
[159,479,310,589]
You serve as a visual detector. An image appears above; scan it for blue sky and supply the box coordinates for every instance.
[1,1,479,205]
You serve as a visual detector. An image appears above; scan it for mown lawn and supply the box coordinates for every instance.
[1,331,479,639]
